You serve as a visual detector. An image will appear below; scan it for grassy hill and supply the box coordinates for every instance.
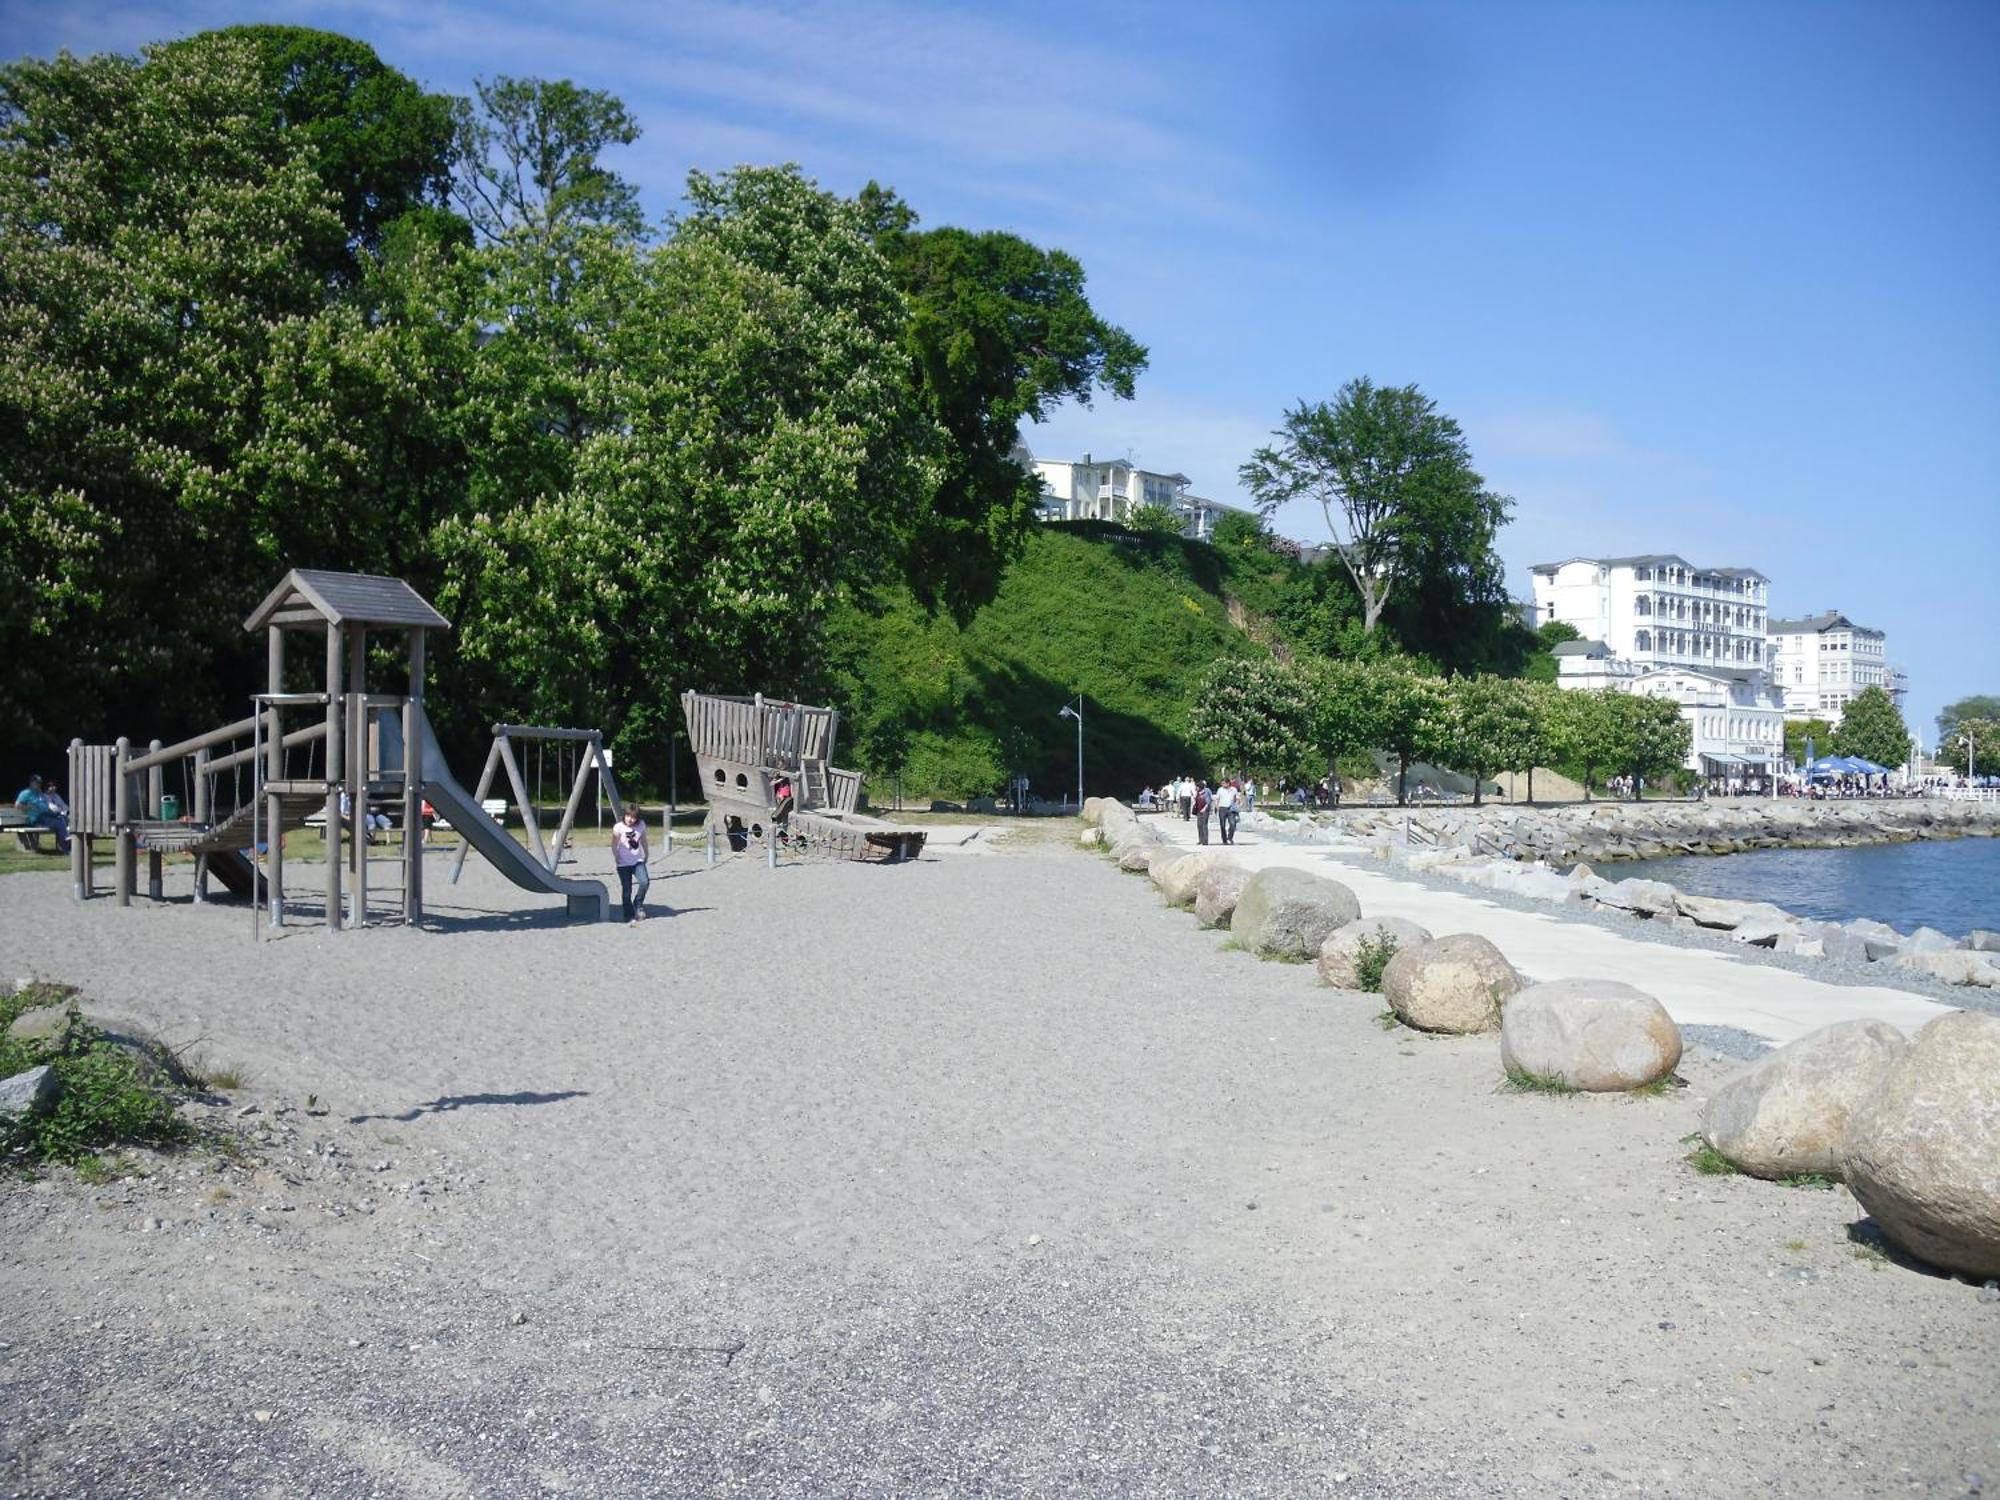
[826,524,1303,801]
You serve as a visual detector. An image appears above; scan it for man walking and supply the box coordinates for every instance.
[1176,774,1193,821]
[1214,778,1240,845]
[1193,779,1212,845]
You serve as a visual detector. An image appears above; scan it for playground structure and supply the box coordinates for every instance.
[681,691,925,864]
[65,569,609,929]
[448,723,624,885]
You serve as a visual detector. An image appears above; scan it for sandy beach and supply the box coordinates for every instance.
[0,833,1993,1497]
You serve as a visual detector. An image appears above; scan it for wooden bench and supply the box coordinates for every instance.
[2,805,57,852]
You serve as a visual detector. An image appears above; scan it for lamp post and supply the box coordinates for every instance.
[1058,696,1084,811]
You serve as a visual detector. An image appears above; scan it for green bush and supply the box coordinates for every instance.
[0,984,193,1166]
[1352,934,1399,992]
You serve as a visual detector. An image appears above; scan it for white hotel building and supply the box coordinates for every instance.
[1535,556,1785,779]
[1530,554,1771,674]
[1019,446,1253,543]
[1767,611,1899,725]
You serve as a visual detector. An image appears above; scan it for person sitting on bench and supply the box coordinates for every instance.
[14,774,70,854]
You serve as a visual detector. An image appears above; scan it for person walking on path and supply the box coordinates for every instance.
[14,774,70,854]
[1214,778,1240,845]
[1193,779,1212,845]
[613,804,651,923]
[1242,778,1256,817]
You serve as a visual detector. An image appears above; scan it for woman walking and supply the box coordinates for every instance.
[613,805,650,924]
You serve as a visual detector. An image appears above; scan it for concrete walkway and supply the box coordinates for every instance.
[1154,810,1952,1044]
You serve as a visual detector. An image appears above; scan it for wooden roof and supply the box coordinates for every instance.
[244,570,450,633]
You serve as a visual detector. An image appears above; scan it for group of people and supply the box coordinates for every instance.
[1137,774,1258,846]
[13,773,70,854]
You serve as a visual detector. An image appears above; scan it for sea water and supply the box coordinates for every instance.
[1618,838,2000,940]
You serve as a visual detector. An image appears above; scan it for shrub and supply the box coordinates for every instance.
[0,984,193,1166]
[1353,933,1399,993]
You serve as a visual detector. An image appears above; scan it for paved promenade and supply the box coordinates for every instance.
[1152,813,1953,1044]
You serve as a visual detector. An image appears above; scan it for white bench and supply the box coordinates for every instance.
[433,799,506,832]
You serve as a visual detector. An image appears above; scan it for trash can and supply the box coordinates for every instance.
[160,794,181,821]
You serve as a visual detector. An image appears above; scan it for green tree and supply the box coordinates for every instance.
[1610,694,1692,797]
[1546,690,1623,799]
[162,25,457,277]
[1523,619,1582,684]
[1211,509,1269,553]
[1189,656,1316,783]
[1305,658,1388,804]
[1366,660,1445,805]
[1784,717,1833,768]
[1829,686,1912,769]
[1123,501,1185,538]
[452,76,642,251]
[1423,676,1540,806]
[1939,718,2000,778]
[437,165,943,781]
[1513,680,1560,802]
[857,185,1147,620]
[1936,695,2000,745]
[0,36,437,761]
[1240,378,1510,637]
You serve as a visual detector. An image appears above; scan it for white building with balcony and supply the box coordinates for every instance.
[1554,642,1785,777]
[1531,555,1771,676]
[1767,611,1898,725]
[1019,445,1255,543]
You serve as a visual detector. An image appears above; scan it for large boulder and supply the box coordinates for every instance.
[1231,867,1361,960]
[1592,878,1677,918]
[1701,1019,1906,1179]
[1840,1010,2000,1277]
[1078,827,1104,849]
[1317,916,1434,989]
[1117,844,1162,874]
[1674,893,1795,932]
[1154,851,1227,908]
[1888,951,2000,988]
[1499,979,1682,1091]
[1380,935,1523,1034]
[0,1064,60,1120]
[1194,863,1253,931]
[1966,930,2000,954]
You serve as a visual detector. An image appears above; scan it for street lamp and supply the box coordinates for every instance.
[1058,696,1084,811]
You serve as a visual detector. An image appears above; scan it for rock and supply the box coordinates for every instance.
[1230,867,1362,960]
[0,1065,60,1119]
[1796,920,1872,965]
[1840,1010,2000,1278]
[1077,828,1104,848]
[1380,935,1523,1034]
[1700,1020,1907,1179]
[1674,893,1795,932]
[1081,796,1108,825]
[1593,878,1677,917]
[1194,863,1253,930]
[1967,930,2000,954]
[1901,925,1962,955]
[1499,979,1682,1091]
[1730,913,1800,949]
[1316,917,1434,989]
[1567,862,1596,882]
[1889,951,2000,988]
[1117,844,1160,874]
[5,1004,79,1046]
[1155,851,1227,909]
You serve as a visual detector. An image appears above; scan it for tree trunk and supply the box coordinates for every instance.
[1397,753,1409,806]
[1527,766,1535,804]
[1472,768,1484,807]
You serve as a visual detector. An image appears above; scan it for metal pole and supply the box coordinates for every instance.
[147,738,163,901]
[1075,701,1084,810]
[405,628,425,926]
[68,738,85,902]
[114,737,132,906]
[251,706,261,942]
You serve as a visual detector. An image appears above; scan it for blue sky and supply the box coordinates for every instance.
[8,0,1996,738]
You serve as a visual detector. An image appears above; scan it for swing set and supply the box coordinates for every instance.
[449,723,624,883]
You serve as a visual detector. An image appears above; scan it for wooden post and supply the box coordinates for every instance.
[498,735,547,867]
[114,736,132,906]
[68,738,86,902]
[347,627,367,929]
[146,738,164,900]
[192,746,209,904]
[267,626,287,926]
[449,738,503,885]
[404,628,424,925]
[323,624,342,931]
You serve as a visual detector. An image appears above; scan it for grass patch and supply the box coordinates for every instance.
[1352,933,1399,993]
[1779,1173,1838,1191]
[1373,1009,1403,1032]
[1681,1132,1741,1176]
[1848,1242,1889,1268]
[1218,935,1242,952]
[1264,949,1309,965]
[1628,1074,1685,1097]
[200,1062,249,1091]
[1784,1239,1808,1253]
[1,983,196,1168]
[1502,1065,1578,1095]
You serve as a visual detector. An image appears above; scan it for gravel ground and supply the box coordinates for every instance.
[1,841,1995,1498]
[1283,827,2000,1020]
